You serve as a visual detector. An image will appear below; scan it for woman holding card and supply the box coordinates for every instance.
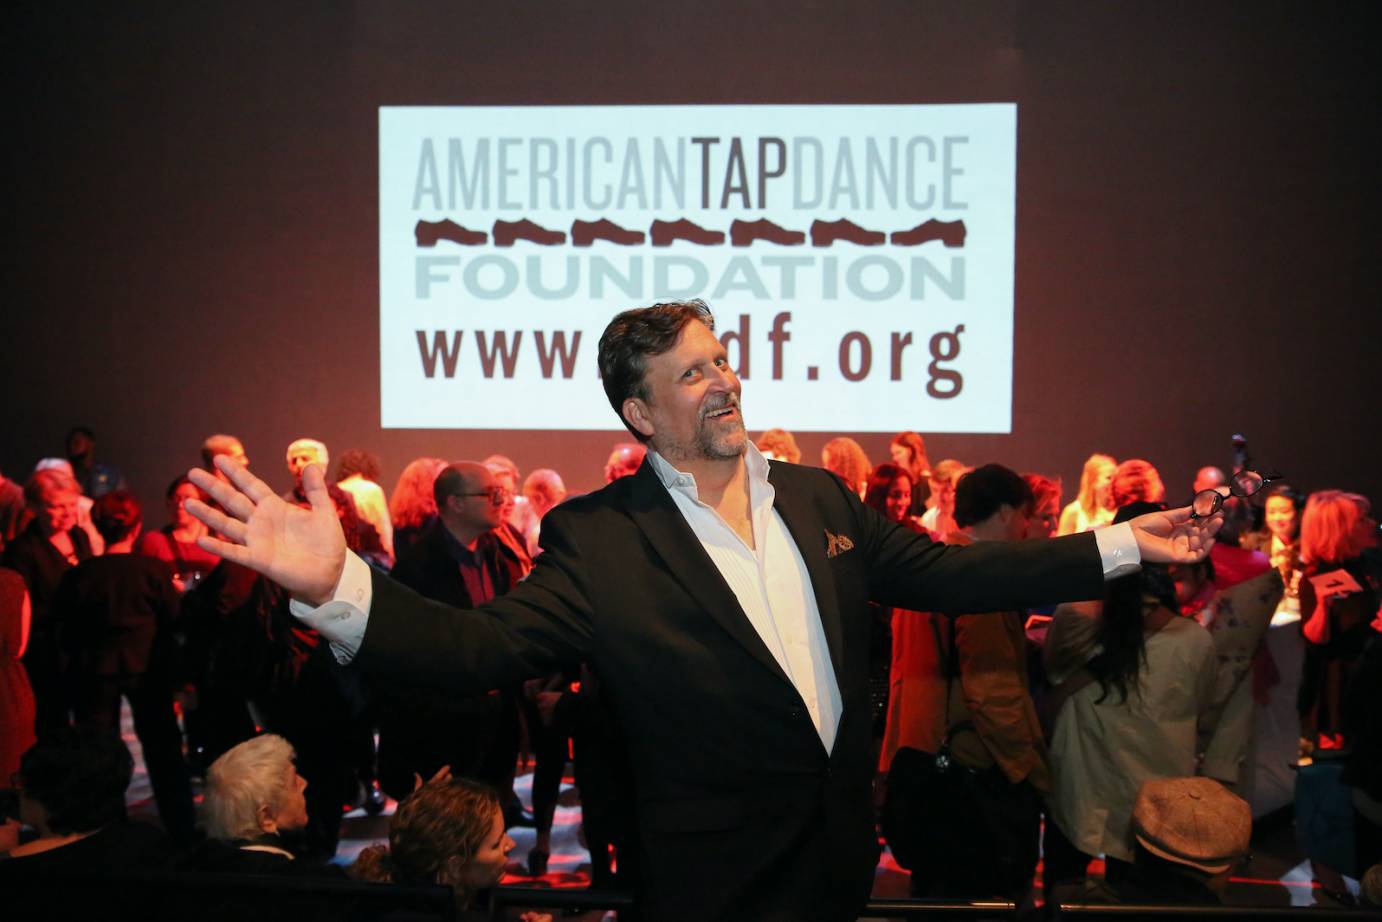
[1296,490,1378,750]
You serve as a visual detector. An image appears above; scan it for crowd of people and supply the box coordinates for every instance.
[1,413,1380,914]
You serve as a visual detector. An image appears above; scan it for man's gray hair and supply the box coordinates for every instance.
[203,734,296,841]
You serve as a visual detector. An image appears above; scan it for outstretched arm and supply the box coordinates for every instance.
[185,456,346,604]
[187,454,593,691]
[1125,505,1224,564]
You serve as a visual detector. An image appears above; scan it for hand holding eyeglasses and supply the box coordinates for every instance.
[1191,469,1280,519]
[1125,504,1225,565]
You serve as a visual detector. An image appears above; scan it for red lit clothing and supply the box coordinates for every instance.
[0,567,35,779]
[1209,542,1271,590]
[137,526,222,587]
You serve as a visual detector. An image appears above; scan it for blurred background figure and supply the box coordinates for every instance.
[756,428,802,464]
[379,463,530,815]
[0,466,26,554]
[604,442,647,483]
[389,456,448,557]
[136,476,220,592]
[1193,466,1228,497]
[862,462,919,759]
[882,465,1048,901]
[53,489,196,845]
[821,436,871,498]
[1024,473,1064,539]
[483,455,535,563]
[1058,453,1116,536]
[283,438,386,568]
[889,431,933,515]
[32,458,104,554]
[520,469,567,556]
[335,449,394,566]
[920,459,969,540]
[3,468,96,733]
[1243,483,1305,614]
[200,434,249,483]
[0,567,35,781]
[66,425,125,499]
[1110,458,1166,508]
[1297,490,1378,747]
[282,438,329,501]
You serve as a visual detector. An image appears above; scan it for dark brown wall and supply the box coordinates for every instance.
[4,1,1378,513]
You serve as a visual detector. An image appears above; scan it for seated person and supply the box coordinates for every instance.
[0,725,176,913]
[350,778,549,922]
[188,733,343,877]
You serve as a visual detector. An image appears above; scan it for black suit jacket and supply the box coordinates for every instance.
[356,460,1103,921]
[389,518,528,609]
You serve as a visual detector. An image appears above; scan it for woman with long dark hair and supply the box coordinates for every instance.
[1043,502,1216,893]
[888,431,933,514]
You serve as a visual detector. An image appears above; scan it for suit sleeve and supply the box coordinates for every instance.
[846,478,1105,614]
[355,507,595,694]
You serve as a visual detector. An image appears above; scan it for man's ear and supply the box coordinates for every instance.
[622,398,655,439]
[256,801,276,834]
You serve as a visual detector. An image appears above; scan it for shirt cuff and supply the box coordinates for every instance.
[286,551,372,664]
[1094,521,1141,580]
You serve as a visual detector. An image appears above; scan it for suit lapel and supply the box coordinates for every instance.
[767,463,847,691]
[625,462,792,686]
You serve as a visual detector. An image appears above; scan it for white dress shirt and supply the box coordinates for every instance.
[646,446,843,751]
[290,450,1144,752]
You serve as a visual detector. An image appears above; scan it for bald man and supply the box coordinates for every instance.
[372,462,532,804]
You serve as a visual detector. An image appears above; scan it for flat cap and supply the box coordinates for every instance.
[1132,776,1251,875]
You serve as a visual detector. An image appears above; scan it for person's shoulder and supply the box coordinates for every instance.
[766,458,840,491]
[0,564,23,592]
[1,525,41,564]
[135,528,173,554]
[1161,613,1215,655]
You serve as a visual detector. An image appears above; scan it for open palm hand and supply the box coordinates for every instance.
[186,457,346,604]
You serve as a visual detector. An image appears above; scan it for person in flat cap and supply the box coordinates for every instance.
[1050,775,1252,905]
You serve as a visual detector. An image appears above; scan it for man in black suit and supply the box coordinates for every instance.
[375,461,530,801]
[188,300,1222,921]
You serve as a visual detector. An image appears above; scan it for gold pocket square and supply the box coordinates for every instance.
[825,529,855,558]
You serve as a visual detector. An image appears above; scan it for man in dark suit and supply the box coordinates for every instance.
[375,461,530,801]
[188,300,1222,921]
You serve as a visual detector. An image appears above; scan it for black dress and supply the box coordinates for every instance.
[1,521,92,733]
[52,554,196,844]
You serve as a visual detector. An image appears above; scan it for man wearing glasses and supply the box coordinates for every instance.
[373,461,530,805]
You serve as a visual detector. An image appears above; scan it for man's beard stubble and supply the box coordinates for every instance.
[656,396,748,464]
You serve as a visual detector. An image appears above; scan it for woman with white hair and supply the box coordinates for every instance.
[188,733,343,877]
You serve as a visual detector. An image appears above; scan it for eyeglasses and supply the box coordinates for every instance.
[1190,469,1281,520]
[457,488,512,507]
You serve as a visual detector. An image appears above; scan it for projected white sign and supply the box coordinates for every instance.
[379,104,1015,432]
